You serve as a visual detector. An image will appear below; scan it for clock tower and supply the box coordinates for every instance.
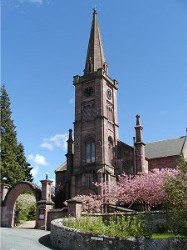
[70,9,119,197]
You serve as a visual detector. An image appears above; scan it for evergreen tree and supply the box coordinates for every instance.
[16,143,33,182]
[0,85,33,186]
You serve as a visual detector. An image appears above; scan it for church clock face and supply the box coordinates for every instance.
[107,88,112,100]
[84,87,94,97]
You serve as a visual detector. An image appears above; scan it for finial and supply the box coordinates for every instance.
[93,6,97,14]
[68,129,73,140]
[136,114,141,126]
[45,173,49,180]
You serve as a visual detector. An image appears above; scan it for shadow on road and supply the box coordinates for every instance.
[38,233,59,249]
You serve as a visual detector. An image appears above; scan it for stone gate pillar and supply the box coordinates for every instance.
[36,175,54,229]
[0,182,10,203]
[67,198,82,220]
[0,181,10,225]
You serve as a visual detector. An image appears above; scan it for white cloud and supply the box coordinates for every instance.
[19,0,47,5]
[29,0,43,4]
[31,166,39,177]
[28,154,48,166]
[40,133,68,151]
[40,142,54,150]
[28,153,50,180]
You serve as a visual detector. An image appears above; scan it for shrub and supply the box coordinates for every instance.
[63,214,150,238]
[163,157,187,236]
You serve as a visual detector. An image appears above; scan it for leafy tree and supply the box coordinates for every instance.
[0,85,33,185]
[15,193,36,223]
[164,156,187,235]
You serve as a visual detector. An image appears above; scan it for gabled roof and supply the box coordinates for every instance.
[145,136,186,159]
[55,161,67,172]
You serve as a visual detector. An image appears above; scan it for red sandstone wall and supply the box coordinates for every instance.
[148,156,179,171]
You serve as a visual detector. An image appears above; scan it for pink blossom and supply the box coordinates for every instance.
[73,169,178,212]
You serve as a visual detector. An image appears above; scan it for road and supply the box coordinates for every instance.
[0,227,59,250]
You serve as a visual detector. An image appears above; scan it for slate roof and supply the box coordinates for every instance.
[117,140,134,150]
[55,161,67,172]
[145,136,186,159]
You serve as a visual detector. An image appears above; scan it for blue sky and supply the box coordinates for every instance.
[2,0,187,184]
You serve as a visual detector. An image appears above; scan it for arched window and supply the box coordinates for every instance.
[86,140,95,163]
[82,174,93,187]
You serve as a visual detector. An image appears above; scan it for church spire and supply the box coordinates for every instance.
[84,9,108,75]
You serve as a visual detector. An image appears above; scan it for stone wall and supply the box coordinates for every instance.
[99,210,167,233]
[47,208,67,230]
[148,156,179,170]
[50,218,187,250]
[142,211,167,233]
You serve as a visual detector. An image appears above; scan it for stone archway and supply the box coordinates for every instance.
[1,181,41,228]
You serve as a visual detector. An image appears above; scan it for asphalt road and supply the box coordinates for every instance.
[0,228,59,250]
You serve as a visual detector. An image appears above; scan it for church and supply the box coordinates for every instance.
[55,10,187,208]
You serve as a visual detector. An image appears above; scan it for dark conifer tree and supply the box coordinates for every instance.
[0,85,33,186]
[16,143,33,182]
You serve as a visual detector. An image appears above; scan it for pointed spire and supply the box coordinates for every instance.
[84,9,107,75]
[68,129,73,141]
[136,114,141,126]
[134,115,148,174]
[67,129,74,155]
[135,114,144,143]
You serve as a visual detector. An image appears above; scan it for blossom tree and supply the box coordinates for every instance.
[95,169,178,211]
[74,194,102,213]
[72,169,178,213]
[117,169,178,210]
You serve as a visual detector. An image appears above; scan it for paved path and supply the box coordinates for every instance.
[17,220,36,228]
[0,228,59,250]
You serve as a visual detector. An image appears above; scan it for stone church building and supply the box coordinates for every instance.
[55,10,187,208]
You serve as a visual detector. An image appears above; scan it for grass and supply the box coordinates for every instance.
[151,233,187,239]
[63,215,187,239]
